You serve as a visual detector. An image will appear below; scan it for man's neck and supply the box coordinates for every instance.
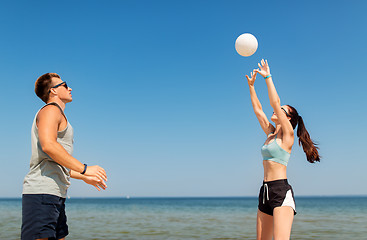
[47,98,66,111]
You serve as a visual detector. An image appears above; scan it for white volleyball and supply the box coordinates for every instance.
[235,33,258,57]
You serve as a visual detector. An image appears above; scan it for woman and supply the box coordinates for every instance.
[245,59,320,240]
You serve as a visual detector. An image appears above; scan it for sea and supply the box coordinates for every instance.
[1,196,366,240]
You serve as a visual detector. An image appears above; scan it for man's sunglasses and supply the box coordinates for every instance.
[273,107,291,118]
[49,81,68,92]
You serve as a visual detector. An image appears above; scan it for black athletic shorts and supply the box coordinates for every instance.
[21,194,68,240]
[258,179,296,216]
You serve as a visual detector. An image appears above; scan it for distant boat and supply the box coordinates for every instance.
[126,195,130,199]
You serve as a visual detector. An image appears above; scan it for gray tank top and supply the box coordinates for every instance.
[23,103,73,198]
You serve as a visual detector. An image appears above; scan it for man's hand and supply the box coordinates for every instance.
[85,165,107,182]
[83,175,107,191]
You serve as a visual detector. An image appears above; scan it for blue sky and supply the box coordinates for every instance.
[1,1,366,197]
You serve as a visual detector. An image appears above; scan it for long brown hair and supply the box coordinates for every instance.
[286,105,320,163]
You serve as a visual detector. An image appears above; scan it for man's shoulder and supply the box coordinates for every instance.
[37,104,64,122]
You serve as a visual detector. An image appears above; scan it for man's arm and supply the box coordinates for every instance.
[37,105,107,181]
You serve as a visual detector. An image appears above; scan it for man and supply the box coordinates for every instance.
[22,73,108,240]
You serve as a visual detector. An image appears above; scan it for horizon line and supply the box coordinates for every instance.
[1,194,367,199]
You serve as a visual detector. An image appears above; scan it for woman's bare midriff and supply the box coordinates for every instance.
[263,160,287,181]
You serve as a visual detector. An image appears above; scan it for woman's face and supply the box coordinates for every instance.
[270,105,291,123]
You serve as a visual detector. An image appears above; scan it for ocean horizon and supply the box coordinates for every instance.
[2,194,367,199]
[1,196,367,239]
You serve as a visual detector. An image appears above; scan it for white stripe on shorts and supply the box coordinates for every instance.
[281,189,296,212]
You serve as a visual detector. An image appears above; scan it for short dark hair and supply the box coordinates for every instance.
[35,73,60,103]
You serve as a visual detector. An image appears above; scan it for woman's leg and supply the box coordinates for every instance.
[256,210,273,240]
[273,206,294,240]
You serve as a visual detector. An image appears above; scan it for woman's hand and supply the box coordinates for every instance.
[254,59,271,78]
[83,175,107,191]
[245,70,257,86]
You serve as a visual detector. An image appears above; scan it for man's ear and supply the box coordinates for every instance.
[49,88,57,95]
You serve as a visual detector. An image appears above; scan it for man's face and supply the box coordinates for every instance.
[50,77,72,103]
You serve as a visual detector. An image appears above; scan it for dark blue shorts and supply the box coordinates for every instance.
[22,194,68,240]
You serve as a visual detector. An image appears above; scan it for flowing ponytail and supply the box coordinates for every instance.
[297,116,320,163]
[286,105,321,163]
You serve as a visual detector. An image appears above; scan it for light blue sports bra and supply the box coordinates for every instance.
[261,133,290,166]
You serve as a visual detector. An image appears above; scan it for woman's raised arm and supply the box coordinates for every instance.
[246,70,275,135]
[255,59,293,137]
